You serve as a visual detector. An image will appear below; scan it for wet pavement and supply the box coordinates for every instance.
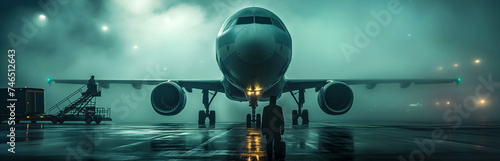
[1,121,500,161]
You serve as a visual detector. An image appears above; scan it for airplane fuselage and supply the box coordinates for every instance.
[216,7,292,101]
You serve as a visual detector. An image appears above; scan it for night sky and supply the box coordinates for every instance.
[1,0,499,123]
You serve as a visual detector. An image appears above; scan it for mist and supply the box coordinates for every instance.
[1,0,499,123]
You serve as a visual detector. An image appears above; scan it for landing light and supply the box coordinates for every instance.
[255,91,260,95]
[247,91,253,95]
[39,14,46,20]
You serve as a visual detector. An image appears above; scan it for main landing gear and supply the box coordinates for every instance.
[246,98,261,128]
[290,89,309,125]
[198,89,217,126]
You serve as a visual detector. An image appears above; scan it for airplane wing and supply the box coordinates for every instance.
[283,78,460,92]
[48,79,225,93]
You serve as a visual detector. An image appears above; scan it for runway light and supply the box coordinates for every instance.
[474,59,480,64]
[438,67,443,70]
[102,26,108,31]
[480,99,485,104]
[446,101,450,105]
[435,102,440,106]
[39,14,46,20]
[454,64,459,67]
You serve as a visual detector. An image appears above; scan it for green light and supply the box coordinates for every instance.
[458,78,461,82]
[47,78,51,82]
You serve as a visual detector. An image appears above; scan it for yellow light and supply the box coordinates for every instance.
[480,99,485,104]
[247,91,253,95]
[435,102,440,106]
[40,116,43,118]
[25,86,27,88]
[255,91,260,95]
[27,116,30,118]
[446,101,450,105]
[475,59,480,64]
[454,64,458,67]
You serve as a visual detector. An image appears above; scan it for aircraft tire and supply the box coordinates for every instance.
[292,110,298,125]
[302,110,309,125]
[246,114,251,128]
[198,110,206,125]
[209,110,216,125]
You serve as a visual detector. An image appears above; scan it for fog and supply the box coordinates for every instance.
[1,0,499,123]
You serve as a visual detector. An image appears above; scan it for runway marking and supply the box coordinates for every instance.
[181,129,232,156]
[154,128,233,157]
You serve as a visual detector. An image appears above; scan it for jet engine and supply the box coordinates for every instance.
[317,82,354,115]
[151,82,187,116]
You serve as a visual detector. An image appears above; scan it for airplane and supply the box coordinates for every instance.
[49,7,460,128]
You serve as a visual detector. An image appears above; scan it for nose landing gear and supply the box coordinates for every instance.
[246,98,261,128]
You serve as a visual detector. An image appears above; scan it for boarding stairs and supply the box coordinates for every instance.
[47,84,102,116]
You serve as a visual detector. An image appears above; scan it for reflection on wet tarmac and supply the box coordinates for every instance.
[1,122,500,160]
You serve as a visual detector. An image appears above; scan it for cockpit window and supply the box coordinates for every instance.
[223,18,237,31]
[225,16,285,32]
[255,16,272,24]
[271,18,285,31]
[236,16,254,25]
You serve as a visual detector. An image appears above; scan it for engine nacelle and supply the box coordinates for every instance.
[317,82,354,115]
[151,82,187,116]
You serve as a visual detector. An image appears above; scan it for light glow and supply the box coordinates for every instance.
[102,26,108,31]
[39,14,46,20]
[474,59,480,64]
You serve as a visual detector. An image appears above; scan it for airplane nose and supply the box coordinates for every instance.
[235,25,275,64]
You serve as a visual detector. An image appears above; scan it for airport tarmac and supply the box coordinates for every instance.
[1,121,500,161]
